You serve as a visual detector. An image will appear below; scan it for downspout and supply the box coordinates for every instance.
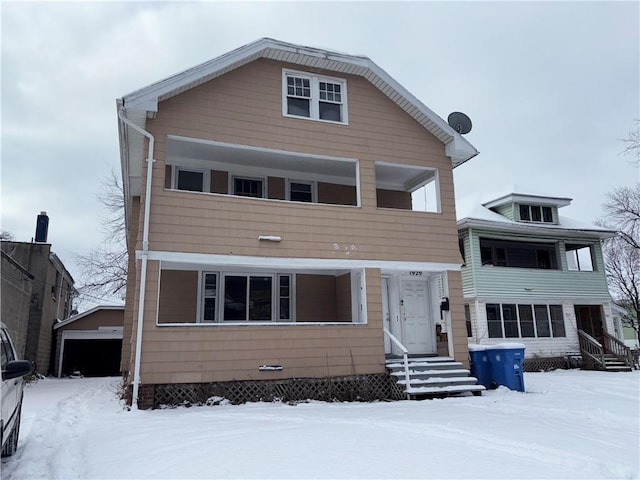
[118,107,155,410]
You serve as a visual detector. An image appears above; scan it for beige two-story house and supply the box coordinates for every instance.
[117,38,479,408]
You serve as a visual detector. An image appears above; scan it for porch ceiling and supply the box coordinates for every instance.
[166,135,356,184]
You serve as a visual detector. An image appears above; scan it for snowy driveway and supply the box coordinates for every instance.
[2,370,639,479]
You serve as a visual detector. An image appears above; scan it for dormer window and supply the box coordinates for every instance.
[283,69,348,124]
[519,204,553,223]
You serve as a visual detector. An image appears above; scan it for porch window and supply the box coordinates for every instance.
[279,275,291,320]
[480,238,559,270]
[289,181,314,203]
[233,177,264,198]
[283,70,347,124]
[485,303,566,339]
[202,273,218,322]
[224,275,273,321]
[175,168,207,192]
[158,268,365,325]
[565,244,594,271]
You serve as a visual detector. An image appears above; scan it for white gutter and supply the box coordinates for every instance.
[118,108,155,410]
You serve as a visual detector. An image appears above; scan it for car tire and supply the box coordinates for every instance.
[1,405,21,458]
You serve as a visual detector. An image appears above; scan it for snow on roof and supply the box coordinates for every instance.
[456,191,615,237]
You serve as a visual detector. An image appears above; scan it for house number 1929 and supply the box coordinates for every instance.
[409,271,423,276]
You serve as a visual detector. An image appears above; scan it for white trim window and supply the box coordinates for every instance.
[173,167,210,193]
[283,69,348,124]
[288,180,315,203]
[486,303,566,339]
[233,176,264,198]
[519,204,553,223]
[200,272,294,323]
[202,272,218,322]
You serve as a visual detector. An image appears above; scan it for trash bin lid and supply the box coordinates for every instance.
[468,344,489,351]
[491,342,526,350]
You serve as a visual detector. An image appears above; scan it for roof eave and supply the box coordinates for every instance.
[457,217,616,239]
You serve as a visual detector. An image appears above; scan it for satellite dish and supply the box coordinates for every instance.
[447,112,472,135]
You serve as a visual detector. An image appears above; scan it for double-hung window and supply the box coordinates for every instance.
[289,181,314,203]
[283,70,347,124]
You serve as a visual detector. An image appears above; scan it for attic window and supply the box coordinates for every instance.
[519,204,553,223]
[283,69,347,124]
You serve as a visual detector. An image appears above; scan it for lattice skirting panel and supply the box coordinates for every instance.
[523,356,581,372]
[154,374,405,408]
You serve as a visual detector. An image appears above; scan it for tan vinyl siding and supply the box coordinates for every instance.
[158,270,198,324]
[122,197,141,376]
[447,270,469,368]
[164,165,172,188]
[211,170,228,194]
[317,182,357,206]
[136,261,386,384]
[296,274,337,322]
[140,58,460,265]
[376,189,412,209]
[127,58,466,384]
[267,176,285,200]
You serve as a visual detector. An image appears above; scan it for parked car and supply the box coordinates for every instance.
[1,323,31,457]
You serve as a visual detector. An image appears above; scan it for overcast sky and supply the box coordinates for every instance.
[2,1,638,306]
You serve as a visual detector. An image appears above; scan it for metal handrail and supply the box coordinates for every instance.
[383,328,411,399]
[603,331,635,369]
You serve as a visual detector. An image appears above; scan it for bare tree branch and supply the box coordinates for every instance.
[75,171,127,306]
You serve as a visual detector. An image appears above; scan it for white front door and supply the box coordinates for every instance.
[401,279,436,354]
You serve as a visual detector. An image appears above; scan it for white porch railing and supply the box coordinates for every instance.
[383,328,411,400]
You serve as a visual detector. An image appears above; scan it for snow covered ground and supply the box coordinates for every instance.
[2,370,639,479]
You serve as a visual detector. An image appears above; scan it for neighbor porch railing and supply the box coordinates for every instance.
[383,328,411,400]
[603,331,635,369]
[577,329,606,370]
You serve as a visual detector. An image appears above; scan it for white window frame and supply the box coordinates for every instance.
[231,175,266,199]
[486,303,566,339]
[519,204,554,224]
[287,179,316,203]
[173,166,210,193]
[200,272,219,323]
[282,68,349,125]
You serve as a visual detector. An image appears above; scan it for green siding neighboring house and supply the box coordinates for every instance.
[458,191,617,359]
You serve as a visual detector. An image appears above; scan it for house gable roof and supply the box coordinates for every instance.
[117,39,478,195]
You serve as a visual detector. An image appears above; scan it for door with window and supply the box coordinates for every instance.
[401,279,436,354]
[575,305,604,342]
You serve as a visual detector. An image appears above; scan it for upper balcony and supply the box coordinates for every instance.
[163,135,441,213]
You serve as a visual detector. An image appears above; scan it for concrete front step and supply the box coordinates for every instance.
[391,369,472,380]
[387,361,464,371]
[406,384,486,397]
[605,365,633,372]
[398,376,481,388]
[386,356,484,398]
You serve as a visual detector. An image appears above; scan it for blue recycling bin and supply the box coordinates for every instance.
[468,345,493,389]
[485,343,525,392]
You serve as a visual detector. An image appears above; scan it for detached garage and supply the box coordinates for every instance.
[53,305,124,377]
